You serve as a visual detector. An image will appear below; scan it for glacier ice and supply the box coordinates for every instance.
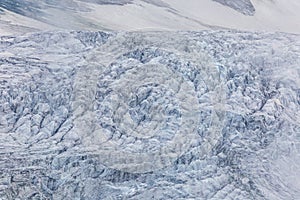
[0,30,300,199]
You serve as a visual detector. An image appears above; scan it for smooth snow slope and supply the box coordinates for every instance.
[1,0,300,35]
[0,30,300,199]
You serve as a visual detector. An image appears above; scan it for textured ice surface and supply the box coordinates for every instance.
[0,31,300,199]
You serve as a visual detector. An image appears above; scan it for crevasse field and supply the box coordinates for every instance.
[0,0,300,200]
[1,30,300,199]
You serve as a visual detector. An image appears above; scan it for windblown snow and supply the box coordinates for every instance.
[1,0,300,34]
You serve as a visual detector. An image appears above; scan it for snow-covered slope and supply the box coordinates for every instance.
[1,0,300,35]
[0,30,299,199]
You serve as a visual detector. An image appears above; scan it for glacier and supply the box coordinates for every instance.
[0,30,299,199]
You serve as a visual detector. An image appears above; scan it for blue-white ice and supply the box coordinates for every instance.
[0,31,300,199]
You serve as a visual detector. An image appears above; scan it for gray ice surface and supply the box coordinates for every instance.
[0,31,300,199]
[212,0,255,15]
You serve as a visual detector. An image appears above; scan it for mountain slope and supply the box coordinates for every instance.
[1,0,300,35]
